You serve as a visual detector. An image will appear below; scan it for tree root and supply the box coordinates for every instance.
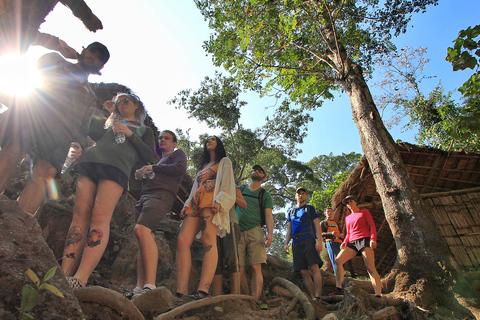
[73,286,145,320]
[271,284,294,298]
[154,294,256,320]
[270,277,315,320]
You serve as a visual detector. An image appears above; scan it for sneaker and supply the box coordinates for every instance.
[132,287,153,299]
[188,290,209,300]
[125,288,142,300]
[174,292,189,298]
[66,277,84,289]
[328,287,343,296]
[313,297,322,301]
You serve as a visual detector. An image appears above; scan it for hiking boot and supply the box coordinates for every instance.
[328,287,343,296]
[66,277,84,289]
[188,290,209,300]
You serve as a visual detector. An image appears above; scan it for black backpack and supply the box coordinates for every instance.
[239,185,266,226]
[288,205,318,238]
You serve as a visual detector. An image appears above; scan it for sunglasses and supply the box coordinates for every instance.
[253,168,265,174]
[115,98,130,108]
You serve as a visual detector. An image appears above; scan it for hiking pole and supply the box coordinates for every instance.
[231,220,240,294]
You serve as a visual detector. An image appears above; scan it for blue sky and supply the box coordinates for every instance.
[8,0,480,163]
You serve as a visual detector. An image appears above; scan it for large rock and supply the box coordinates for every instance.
[0,195,85,319]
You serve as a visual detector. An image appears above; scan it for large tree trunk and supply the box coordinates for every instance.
[336,52,471,316]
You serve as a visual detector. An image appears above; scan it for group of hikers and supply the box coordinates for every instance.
[0,33,382,303]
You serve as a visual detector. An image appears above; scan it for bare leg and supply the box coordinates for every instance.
[334,247,357,288]
[176,215,200,295]
[62,176,96,277]
[197,208,218,294]
[310,264,323,297]
[300,269,315,298]
[17,159,57,215]
[72,180,123,285]
[212,274,223,296]
[250,263,263,302]
[239,266,250,295]
[362,248,382,295]
[0,141,25,194]
[135,224,157,287]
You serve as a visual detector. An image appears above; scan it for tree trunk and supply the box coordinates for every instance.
[337,53,471,316]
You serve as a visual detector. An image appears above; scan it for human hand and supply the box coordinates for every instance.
[340,242,346,250]
[284,244,289,254]
[103,100,115,114]
[58,40,79,59]
[264,233,273,248]
[180,207,187,219]
[332,230,339,237]
[212,201,222,215]
[370,240,377,249]
[315,240,322,253]
[68,142,82,160]
[113,122,133,137]
[83,14,103,32]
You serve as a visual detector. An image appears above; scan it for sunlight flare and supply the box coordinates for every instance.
[0,54,42,97]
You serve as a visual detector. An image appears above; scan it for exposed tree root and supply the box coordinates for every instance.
[270,277,315,320]
[154,294,256,320]
[74,286,145,320]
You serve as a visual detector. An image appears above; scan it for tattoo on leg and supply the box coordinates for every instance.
[65,253,76,259]
[200,216,208,231]
[65,226,83,247]
[86,228,103,248]
[203,244,212,254]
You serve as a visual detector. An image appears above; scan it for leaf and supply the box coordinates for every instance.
[20,285,38,312]
[22,313,34,320]
[25,269,40,287]
[39,283,65,298]
[43,266,57,282]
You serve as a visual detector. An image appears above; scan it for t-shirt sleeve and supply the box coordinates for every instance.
[310,206,319,220]
[363,209,377,242]
[263,190,274,209]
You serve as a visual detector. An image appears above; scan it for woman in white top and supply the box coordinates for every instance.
[176,136,236,299]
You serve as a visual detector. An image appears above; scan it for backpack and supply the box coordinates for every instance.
[288,205,318,238]
[239,185,266,226]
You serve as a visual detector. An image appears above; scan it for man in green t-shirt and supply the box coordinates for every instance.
[235,165,273,302]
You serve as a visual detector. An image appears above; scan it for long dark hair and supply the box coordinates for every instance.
[198,136,226,170]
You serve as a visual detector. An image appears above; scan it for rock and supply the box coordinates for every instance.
[132,286,174,319]
[0,195,85,319]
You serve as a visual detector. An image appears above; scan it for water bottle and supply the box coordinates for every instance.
[61,142,81,174]
[143,170,155,179]
[135,168,155,180]
[114,114,125,143]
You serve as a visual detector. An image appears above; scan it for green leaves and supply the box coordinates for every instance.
[21,285,38,312]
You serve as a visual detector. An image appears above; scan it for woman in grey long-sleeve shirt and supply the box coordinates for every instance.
[61,93,157,288]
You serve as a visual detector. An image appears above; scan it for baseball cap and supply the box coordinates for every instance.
[252,164,267,176]
[85,42,110,65]
[296,187,307,194]
[342,195,357,205]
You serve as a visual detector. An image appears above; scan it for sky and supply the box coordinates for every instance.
[3,0,479,163]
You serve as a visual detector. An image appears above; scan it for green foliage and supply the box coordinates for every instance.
[375,46,480,152]
[195,0,437,112]
[310,171,351,216]
[20,267,64,320]
[446,25,480,139]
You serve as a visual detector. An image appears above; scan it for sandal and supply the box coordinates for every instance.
[66,277,84,289]
[189,290,209,300]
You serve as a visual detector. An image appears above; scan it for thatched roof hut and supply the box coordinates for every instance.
[332,142,480,277]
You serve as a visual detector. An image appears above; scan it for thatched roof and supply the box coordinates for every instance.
[332,142,480,277]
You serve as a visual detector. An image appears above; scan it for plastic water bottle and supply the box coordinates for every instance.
[143,170,155,179]
[135,168,155,180]
[61,142,81,174]
[114,114,125,143]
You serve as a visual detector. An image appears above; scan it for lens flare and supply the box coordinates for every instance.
[45,178,59,201]
[0,54,42,97]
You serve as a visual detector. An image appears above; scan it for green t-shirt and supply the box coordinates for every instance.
[236,185,273,232]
